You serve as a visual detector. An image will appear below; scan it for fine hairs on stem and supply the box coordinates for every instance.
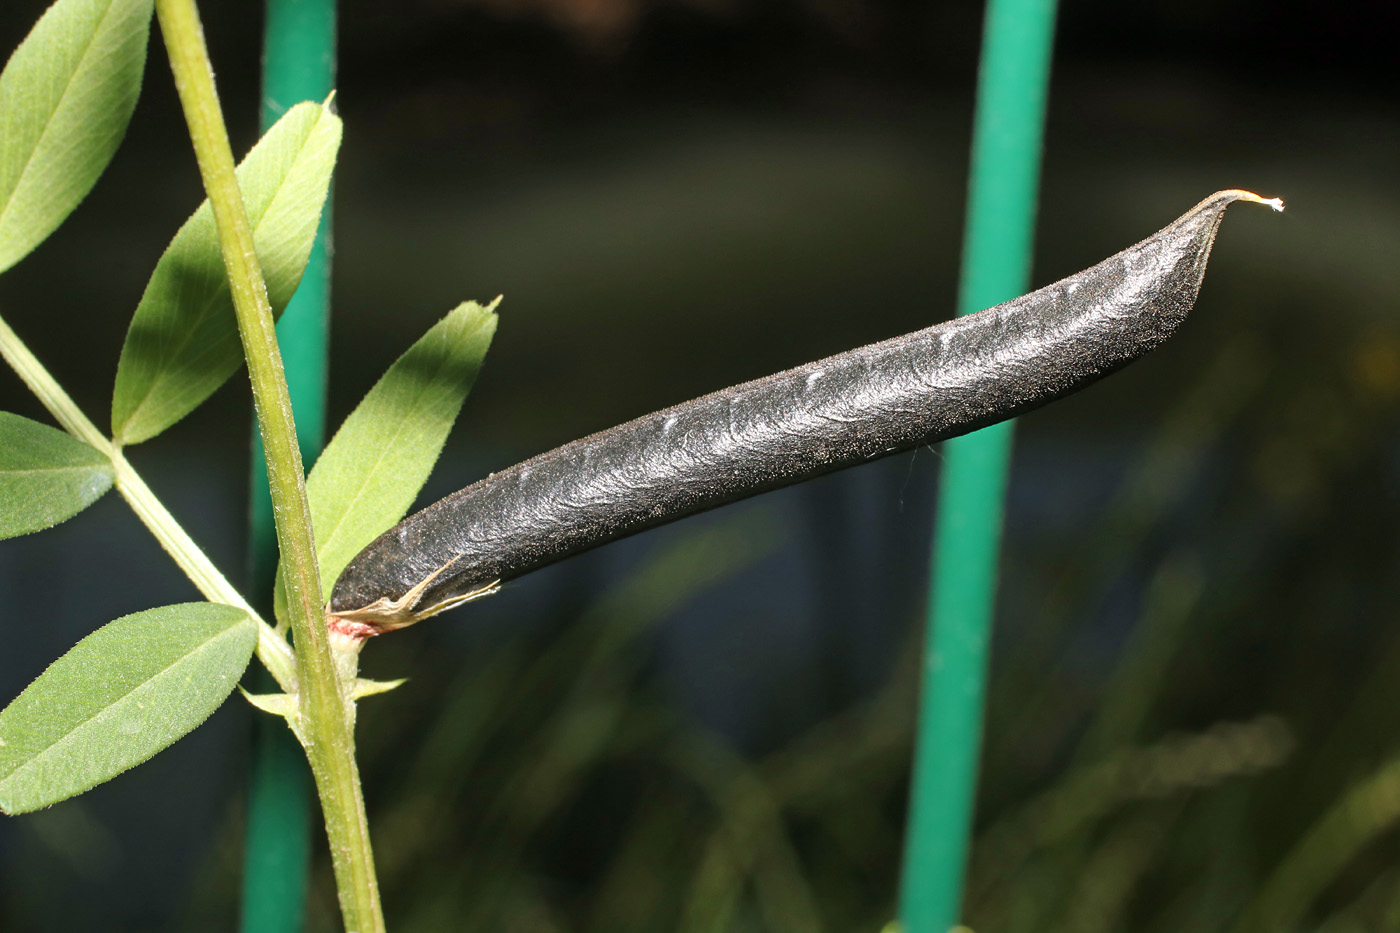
[153,0,385,928]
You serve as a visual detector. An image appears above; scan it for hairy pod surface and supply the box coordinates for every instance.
[331,190,1280,630]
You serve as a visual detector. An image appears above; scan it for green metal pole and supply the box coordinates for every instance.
[899,0,1058,930]
[241,1,336,931]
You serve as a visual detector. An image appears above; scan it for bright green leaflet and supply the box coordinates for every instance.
[281,300,498,612]
[0,602,257,814]
[110,100,342,445]
[0,0,151,275]
[0,411,113,537]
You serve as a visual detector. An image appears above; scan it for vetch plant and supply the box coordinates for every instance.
[0,0,1281,928]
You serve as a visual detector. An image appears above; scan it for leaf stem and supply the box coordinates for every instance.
[0,314,107,449]
[152,1,384,930]
[0,311,297,691]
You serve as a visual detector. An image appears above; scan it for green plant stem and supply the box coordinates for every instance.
[153,2,383,930]
[240,0,337,929]
[0,311,297,691]
[900,0,1058,929]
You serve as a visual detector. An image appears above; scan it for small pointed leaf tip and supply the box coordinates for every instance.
[239,688,295,719]
[350,677,408,701]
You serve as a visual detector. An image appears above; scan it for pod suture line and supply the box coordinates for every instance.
[329,189,1282,636]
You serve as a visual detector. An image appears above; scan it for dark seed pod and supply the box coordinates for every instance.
[330,189,1281,632]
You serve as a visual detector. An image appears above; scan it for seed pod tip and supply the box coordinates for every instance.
[1223,189,1284,212]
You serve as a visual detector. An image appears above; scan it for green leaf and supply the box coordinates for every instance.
[297,300,498,601]
[0,0,152,274]
[110,100,342,445]
[350,677,407,701]
[0,412,112,538]
[0,602,256,814]
[239,688,293,719]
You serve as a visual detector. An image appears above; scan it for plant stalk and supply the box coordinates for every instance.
[0,312,297,691]
[152,1,383,929]
[241,0,338,929]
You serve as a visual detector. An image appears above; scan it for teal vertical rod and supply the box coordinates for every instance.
[241,2,336,932]
[899,0,1058,930]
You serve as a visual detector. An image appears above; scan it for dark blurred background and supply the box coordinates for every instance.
[0,0,1398,930]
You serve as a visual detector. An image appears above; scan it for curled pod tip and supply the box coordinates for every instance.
[329,189,1282,634]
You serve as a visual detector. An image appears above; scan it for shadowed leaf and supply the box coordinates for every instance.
[0,602,256,814]
[0,412,112,538]
[111,100,341,444]
[0,0,152,274]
